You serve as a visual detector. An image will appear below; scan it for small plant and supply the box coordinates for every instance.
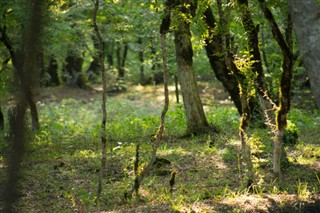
[296,179,309,201]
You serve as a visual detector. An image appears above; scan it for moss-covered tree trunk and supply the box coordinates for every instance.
[174,0,210,135]
[258,0,294,177]
[202,6,242,115]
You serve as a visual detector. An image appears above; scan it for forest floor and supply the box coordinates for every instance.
[1,81,320,212]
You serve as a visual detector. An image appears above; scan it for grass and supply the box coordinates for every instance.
[0,84,320,212]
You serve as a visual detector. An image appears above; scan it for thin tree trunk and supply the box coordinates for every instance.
[128,20,171,198]
[0,106,4,130]
[137,37,144,84]
[92,0,107,199]
[174,75,179,104]
[116,42,128,79]
[106,40,114,67]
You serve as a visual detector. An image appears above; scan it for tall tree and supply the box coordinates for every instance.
[258,0,294,177]
[92,0,107,199]
[288,0,320,109]
[171,0,213,135]
[2,0,45,211]
[202,4,242,115]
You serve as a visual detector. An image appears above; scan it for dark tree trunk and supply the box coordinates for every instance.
[173,0,211,134]
[63,54,84,88]
[0,106,4,130]
[87,35,100,79]
[116,42,128,79]
[106,40,114,67]
[137,37,145,83]
[202,6,242,114]
[46,58,60,86]
[2,0,44,211]
[0,32,40,131]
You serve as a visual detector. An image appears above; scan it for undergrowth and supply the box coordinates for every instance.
[0,87,320,212]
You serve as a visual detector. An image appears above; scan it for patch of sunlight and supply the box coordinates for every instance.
[34,130,53,146]
[73,149,98,158]
[294,155,315,165]
[221,195,269,212]
[171,147,193,156]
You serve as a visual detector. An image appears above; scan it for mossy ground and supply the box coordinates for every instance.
[1,83,319,212]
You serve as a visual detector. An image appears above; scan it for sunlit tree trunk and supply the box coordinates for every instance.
[288,0,320,109]
[258,0,294,177]
[174,0,210,135]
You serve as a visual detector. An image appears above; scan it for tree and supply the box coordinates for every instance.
[167,0,214,135]
[2,0,45,211]
[258,0,294,177]
[288,0,320,109]
[0,1,40,131]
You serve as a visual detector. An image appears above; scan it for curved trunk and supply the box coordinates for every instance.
[203,6,242,114]
[258,0,294,177]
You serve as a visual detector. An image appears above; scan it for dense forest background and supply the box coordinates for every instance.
[0,0,320,212]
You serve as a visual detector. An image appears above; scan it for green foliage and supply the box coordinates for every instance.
[283,120,299,147]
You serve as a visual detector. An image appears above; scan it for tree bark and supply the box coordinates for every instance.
[258,0,294,177]
[288,0,320,109]
[202,6,242,115]
[174,0,210,134]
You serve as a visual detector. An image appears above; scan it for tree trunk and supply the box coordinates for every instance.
[2,0,44,211]
[202,6,242,115]
[46,58,60,86]
[239,85,254,184]
[273,130,283,176]
[116,41,128,79]
[258,0,294,177]
[92,0,107,199]
[137,37,144,84]
[106,40,114,67]
[174,1,210,135]
[0,106,4,130]
[63,54,84,87]
[288,0,320,109]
